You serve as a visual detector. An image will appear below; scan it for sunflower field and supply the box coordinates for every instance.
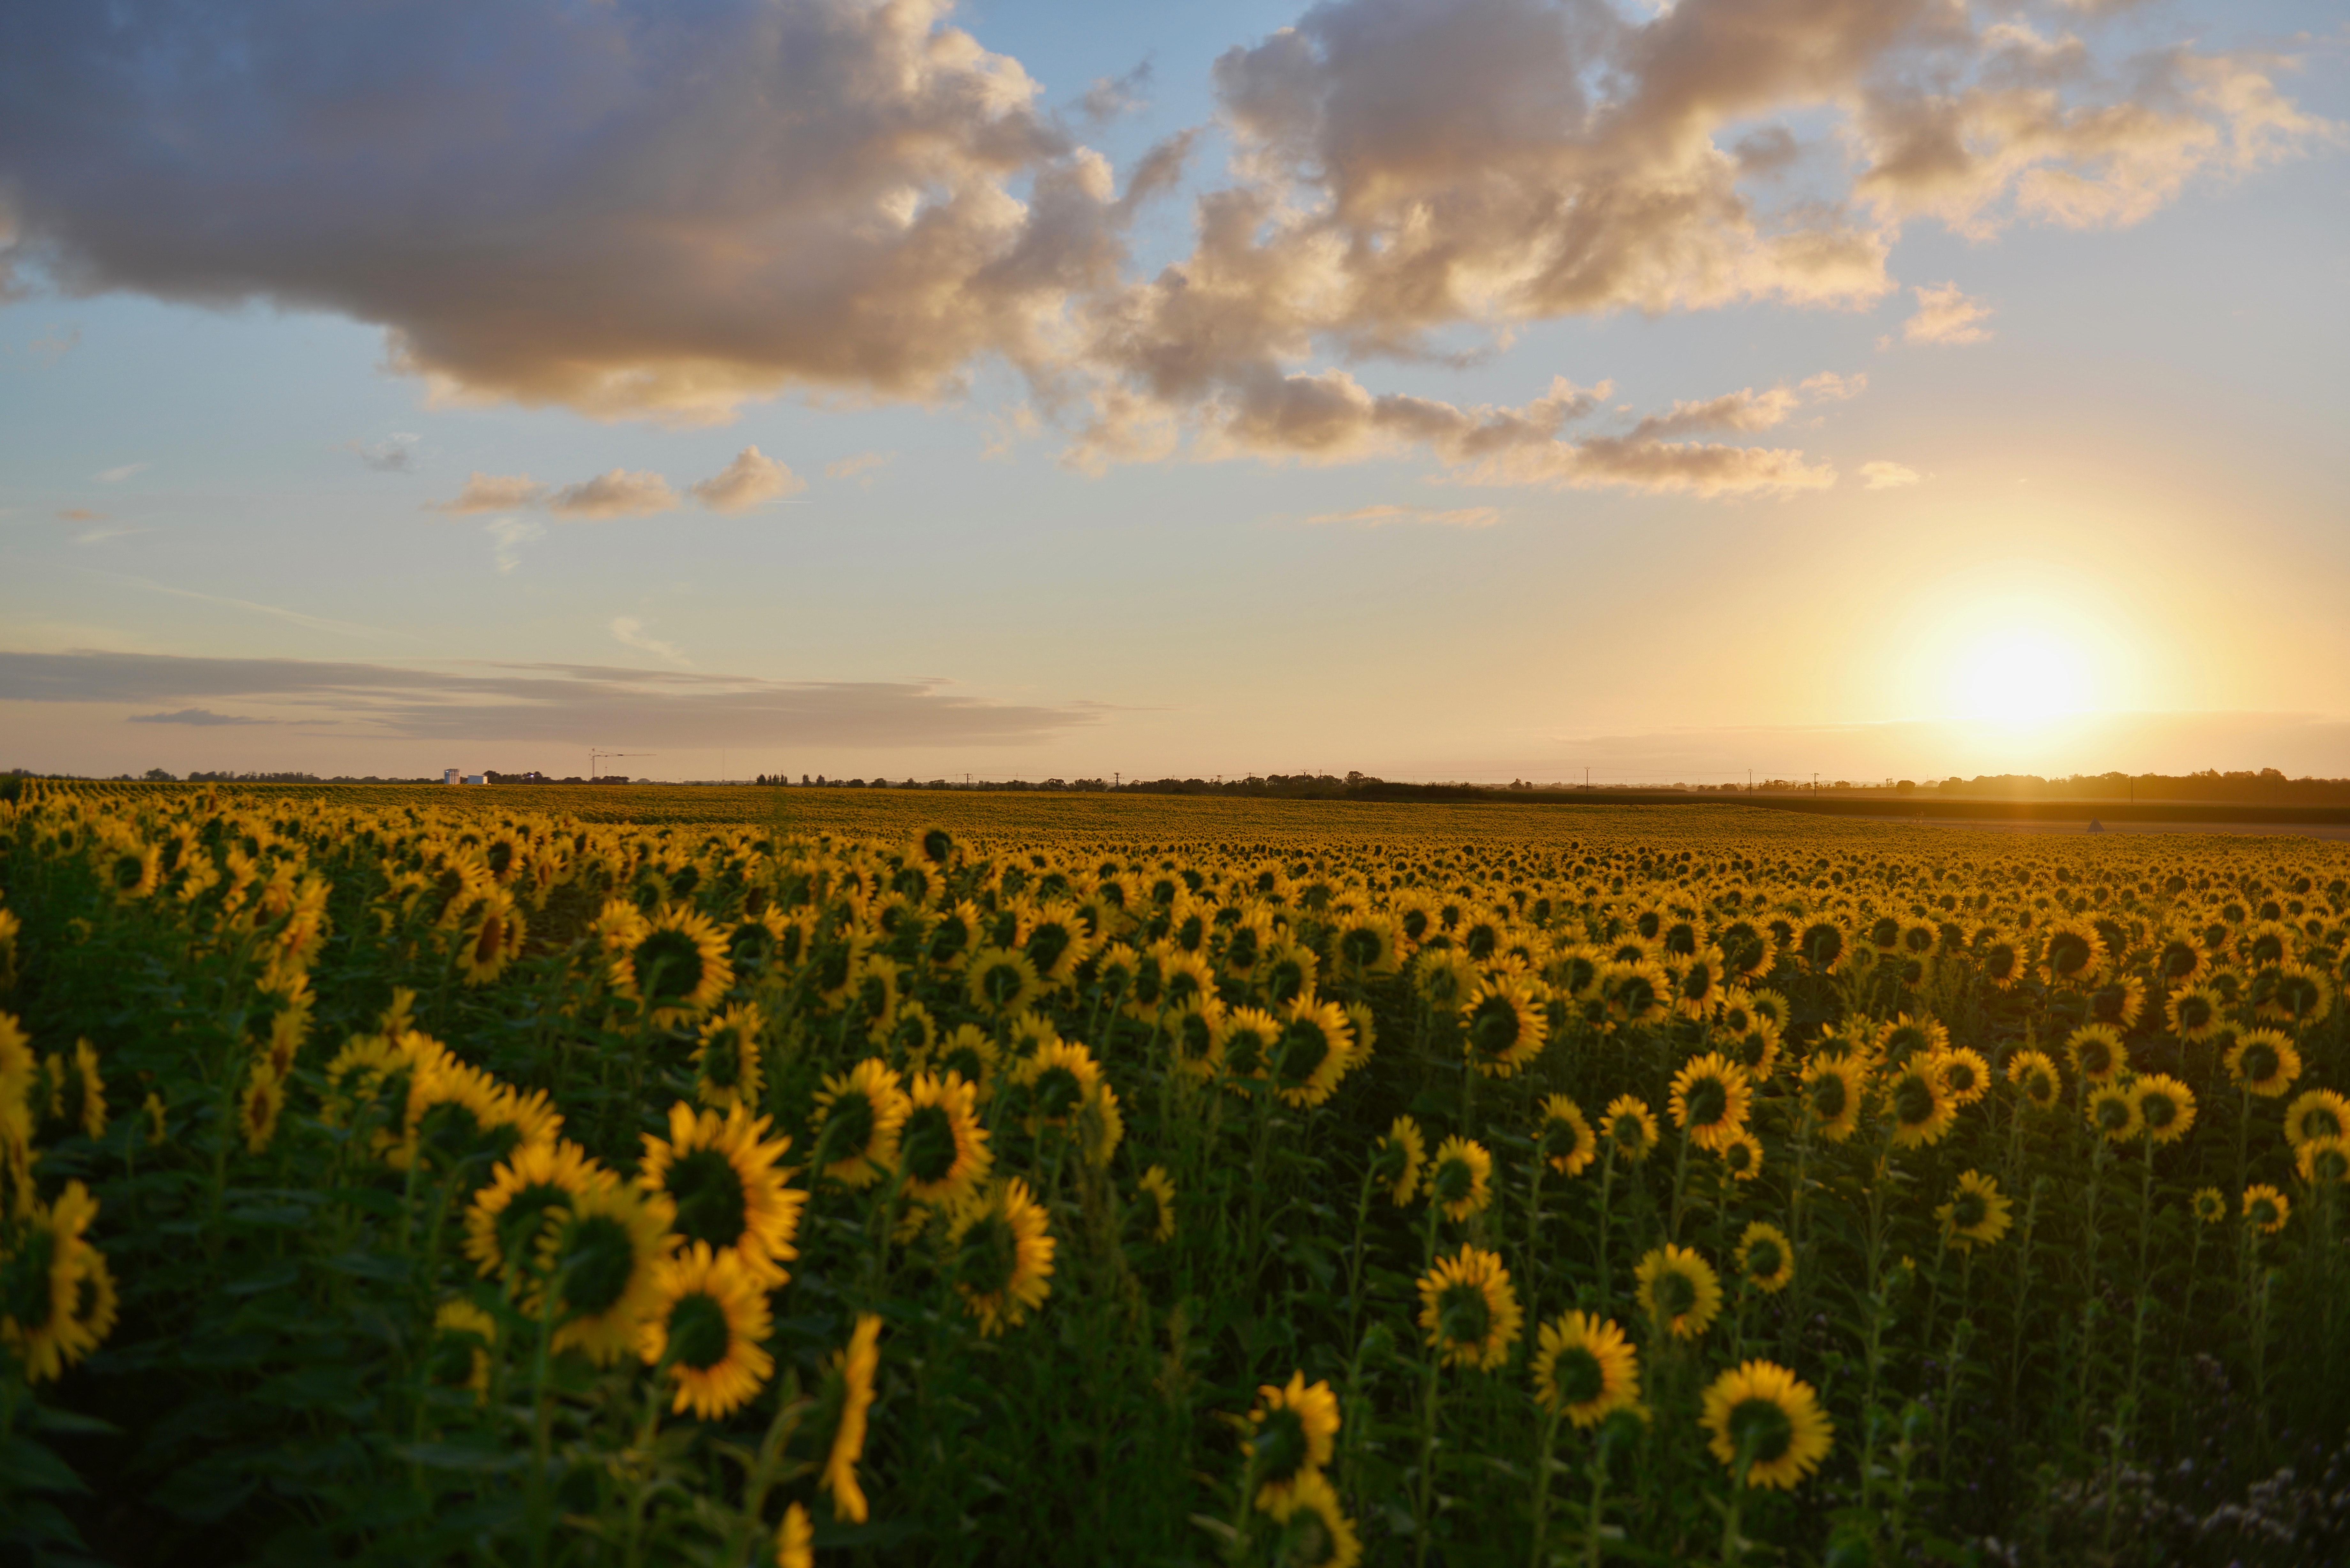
[3,780,2347,1567]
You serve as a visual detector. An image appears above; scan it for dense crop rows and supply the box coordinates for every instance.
[3,781,2347,1566]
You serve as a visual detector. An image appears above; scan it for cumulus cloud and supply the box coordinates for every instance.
[1800,372,1867,401]
[1860,460,1923,488]
[690,446,805,513]
[0,0,2331,484]
[548,469,678,519]
[430,473,547,514]
[0,649,1103,749]
[1901,283,1995,346]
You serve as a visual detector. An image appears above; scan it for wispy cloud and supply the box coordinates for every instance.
[1305,504,1501,528]
[28,324,80,366]
[486,517,546,574]
[58,507,106,522]
[0,649,1103,749]
[825,451,893,482]
[104,575,394,640]
[345,434,420,473]
[95,461,149,484]
[610,615,691,667]
[1860,461,1923,489]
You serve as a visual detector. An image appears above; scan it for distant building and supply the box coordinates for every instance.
[444,768,460,785]
[464,774,486,785]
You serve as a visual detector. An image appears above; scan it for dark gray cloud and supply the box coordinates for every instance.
[0,0,2328,477]
[1,650,1101,749]
[128,707,277,726]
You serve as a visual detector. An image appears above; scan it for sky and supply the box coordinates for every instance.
[2,0,2346,785]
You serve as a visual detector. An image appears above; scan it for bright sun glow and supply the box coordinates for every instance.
[1948,626,2097,724]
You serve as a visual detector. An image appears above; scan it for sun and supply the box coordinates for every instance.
[1947,625,2096,724]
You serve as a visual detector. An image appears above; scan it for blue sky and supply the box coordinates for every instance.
[3,0,2345,783]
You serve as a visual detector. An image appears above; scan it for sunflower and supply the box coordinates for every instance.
[916,1023,1002,1106]
[776,1503,815,1568]
[1261,1471,1361,1568]
[1018,899,1099,987]
[1880,1015,1949,1067]
[1800,1055,1869,1143]
[1373,1116,1428,1206]
[240,1061,285,1154]
[1531,1311,1641,1427]
[963,946,1042,1015]
[1017,1037,1105,1131]
[1672,949,1732,1021]
[1701,1360,1834,1490]
[612,906,734,1028]
[1219,1006,1282,1085]
[2081,975,2148,1035]
[0,1180,102,1383]
[1735,1222,1795,1293]
[0,1012,34,1158]
[641,1101,804,1284]
[1332,912,1402,979]
[690,1003,767,1113]
[945,1178,1055,1335]
[538,1181,677,1365]
[428,1299,498,1404]
[2066,1025,2129,1086]
[1413,948,1482,1013]
[1462,976,1547,1079]
[635,1242,774,1421]
[1416,1245,1522,1371]
[1255,937,1320,1008]
[1794,918,1852,975]
[453,891,526,988]
[2242,1183,2290,1235]
[2298,1136,2350,1188]
[1604,960,1674,1029]
[1635,1244,1723,1340]
[2087,1084,2142,1144]
[1936,1170,2013,1250]
[1723,1018,1782,1083]
[1247,1370,1340,1512]
[2152,929,2210,989]
[820,1313,883,1522]
[1926,1047,1990,1109]
[2255,962,2334,1027]
[2006,1049,2062,1112]
[1668,1053,1752,1154]
[1535,1095,1597,1177]
[1271,998,1357,1107]
[465,1139,612,1279]
[2129,1074,2197,1144]
[55,1038,106,1141]
[2168,984,2225,1043]
[2039,919,2106,987]
[1135,1165,1178,1242]
[897,1072,992,1208]
[1156,948,1220,1016]
[1424,1136,1495,1222]
[1166,1000,1227,1083]
[811,1059,912,1188]
[2191,1187,2227,1225]
[1715,1132,1765,1182]
[2225,1029,2301,1097]
[1602,1095,1661,1164]
[2283,1088,2350,1150]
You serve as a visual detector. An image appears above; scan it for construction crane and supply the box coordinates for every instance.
[591,750,651,781]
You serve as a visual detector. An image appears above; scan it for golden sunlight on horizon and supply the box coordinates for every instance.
[1946,623,2100,724]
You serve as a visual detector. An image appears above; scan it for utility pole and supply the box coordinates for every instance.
[1813,772,1819,799]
